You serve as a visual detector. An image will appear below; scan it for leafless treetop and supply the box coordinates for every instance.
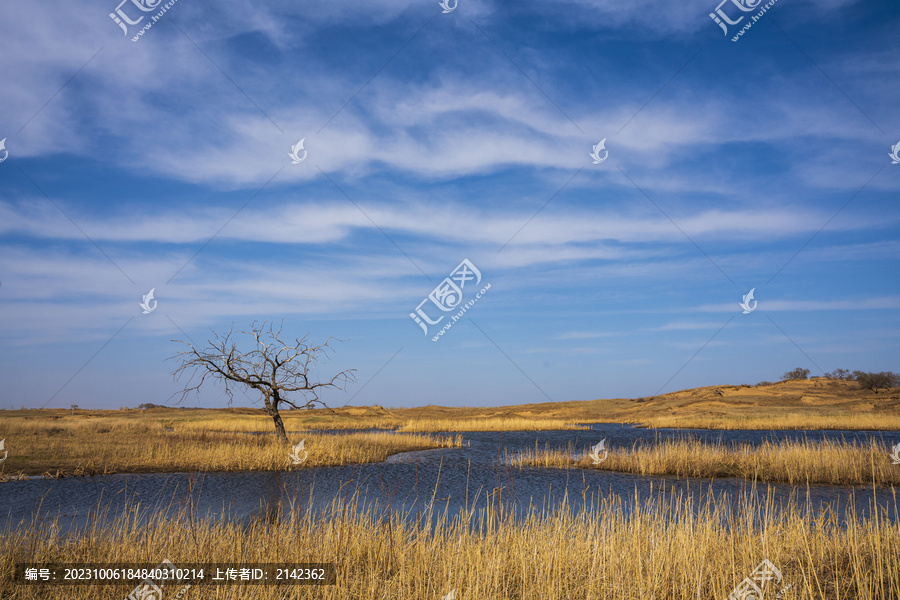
[170,320,356,409]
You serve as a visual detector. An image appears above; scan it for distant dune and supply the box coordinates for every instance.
[291,377,900,430]
[9,378,898,431]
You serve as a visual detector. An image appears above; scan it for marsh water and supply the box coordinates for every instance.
[2,425,899,533]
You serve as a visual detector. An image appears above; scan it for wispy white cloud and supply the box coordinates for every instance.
[2,0,896,192]
[554,331,624,340]
[0,0,896,408]
[692,297,900,313]
[650,320,729,331]
[1,198,890,247]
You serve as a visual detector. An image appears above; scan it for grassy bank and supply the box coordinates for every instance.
[165,412,589,433]
[2,378,899,436]
[511,438,900,486]
[0,415,461,477]
[174,377,899,431]
[613,378,900,430]
[397,417,589,432]
[1,487,898,599]
[636,412,900,431]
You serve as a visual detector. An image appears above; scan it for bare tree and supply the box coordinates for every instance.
[170,321,356,444]
[782,367,810,381]
[824,368,852,380]
[854,371,900,394]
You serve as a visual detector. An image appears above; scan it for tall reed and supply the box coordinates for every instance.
[511,437,900,486]
[399,418,589,432]
[0,416,462,477]
[1,480,898,598]
[639,412,900,431]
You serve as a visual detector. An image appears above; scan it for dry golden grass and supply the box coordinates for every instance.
[637,412,900,431]
[1,485,898,599]
[0,414,461,477]
[167,415,587,433]
[398,418,589,432]
[618,378,900,430]
[3,377,898,439]
[0,376,897,479]
[172,413,401,433]
[511,438,900,486]
[259,378,899,431]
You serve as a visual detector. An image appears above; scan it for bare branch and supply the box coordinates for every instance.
[168,321,356,443]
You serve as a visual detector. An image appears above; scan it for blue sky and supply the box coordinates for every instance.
[0,0,898,410]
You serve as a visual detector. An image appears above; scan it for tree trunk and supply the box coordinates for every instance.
[262,391,290,445]
[270,409,289,445]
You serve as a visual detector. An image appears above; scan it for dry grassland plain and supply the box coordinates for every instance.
[0,378,897,477]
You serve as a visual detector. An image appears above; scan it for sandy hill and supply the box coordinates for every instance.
[390,377,899,428]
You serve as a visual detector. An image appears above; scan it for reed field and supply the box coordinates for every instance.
[396,418,589,432]
[1,378,897,448]
[145,404,900,433]
[511,438,900,486]
[1,484,898,599]
[636,412,900,431]
[162,377,897,432]
[0,376,897,482]
[2,378,899,598]
[0,414,462,477]
[167,413,589,433]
